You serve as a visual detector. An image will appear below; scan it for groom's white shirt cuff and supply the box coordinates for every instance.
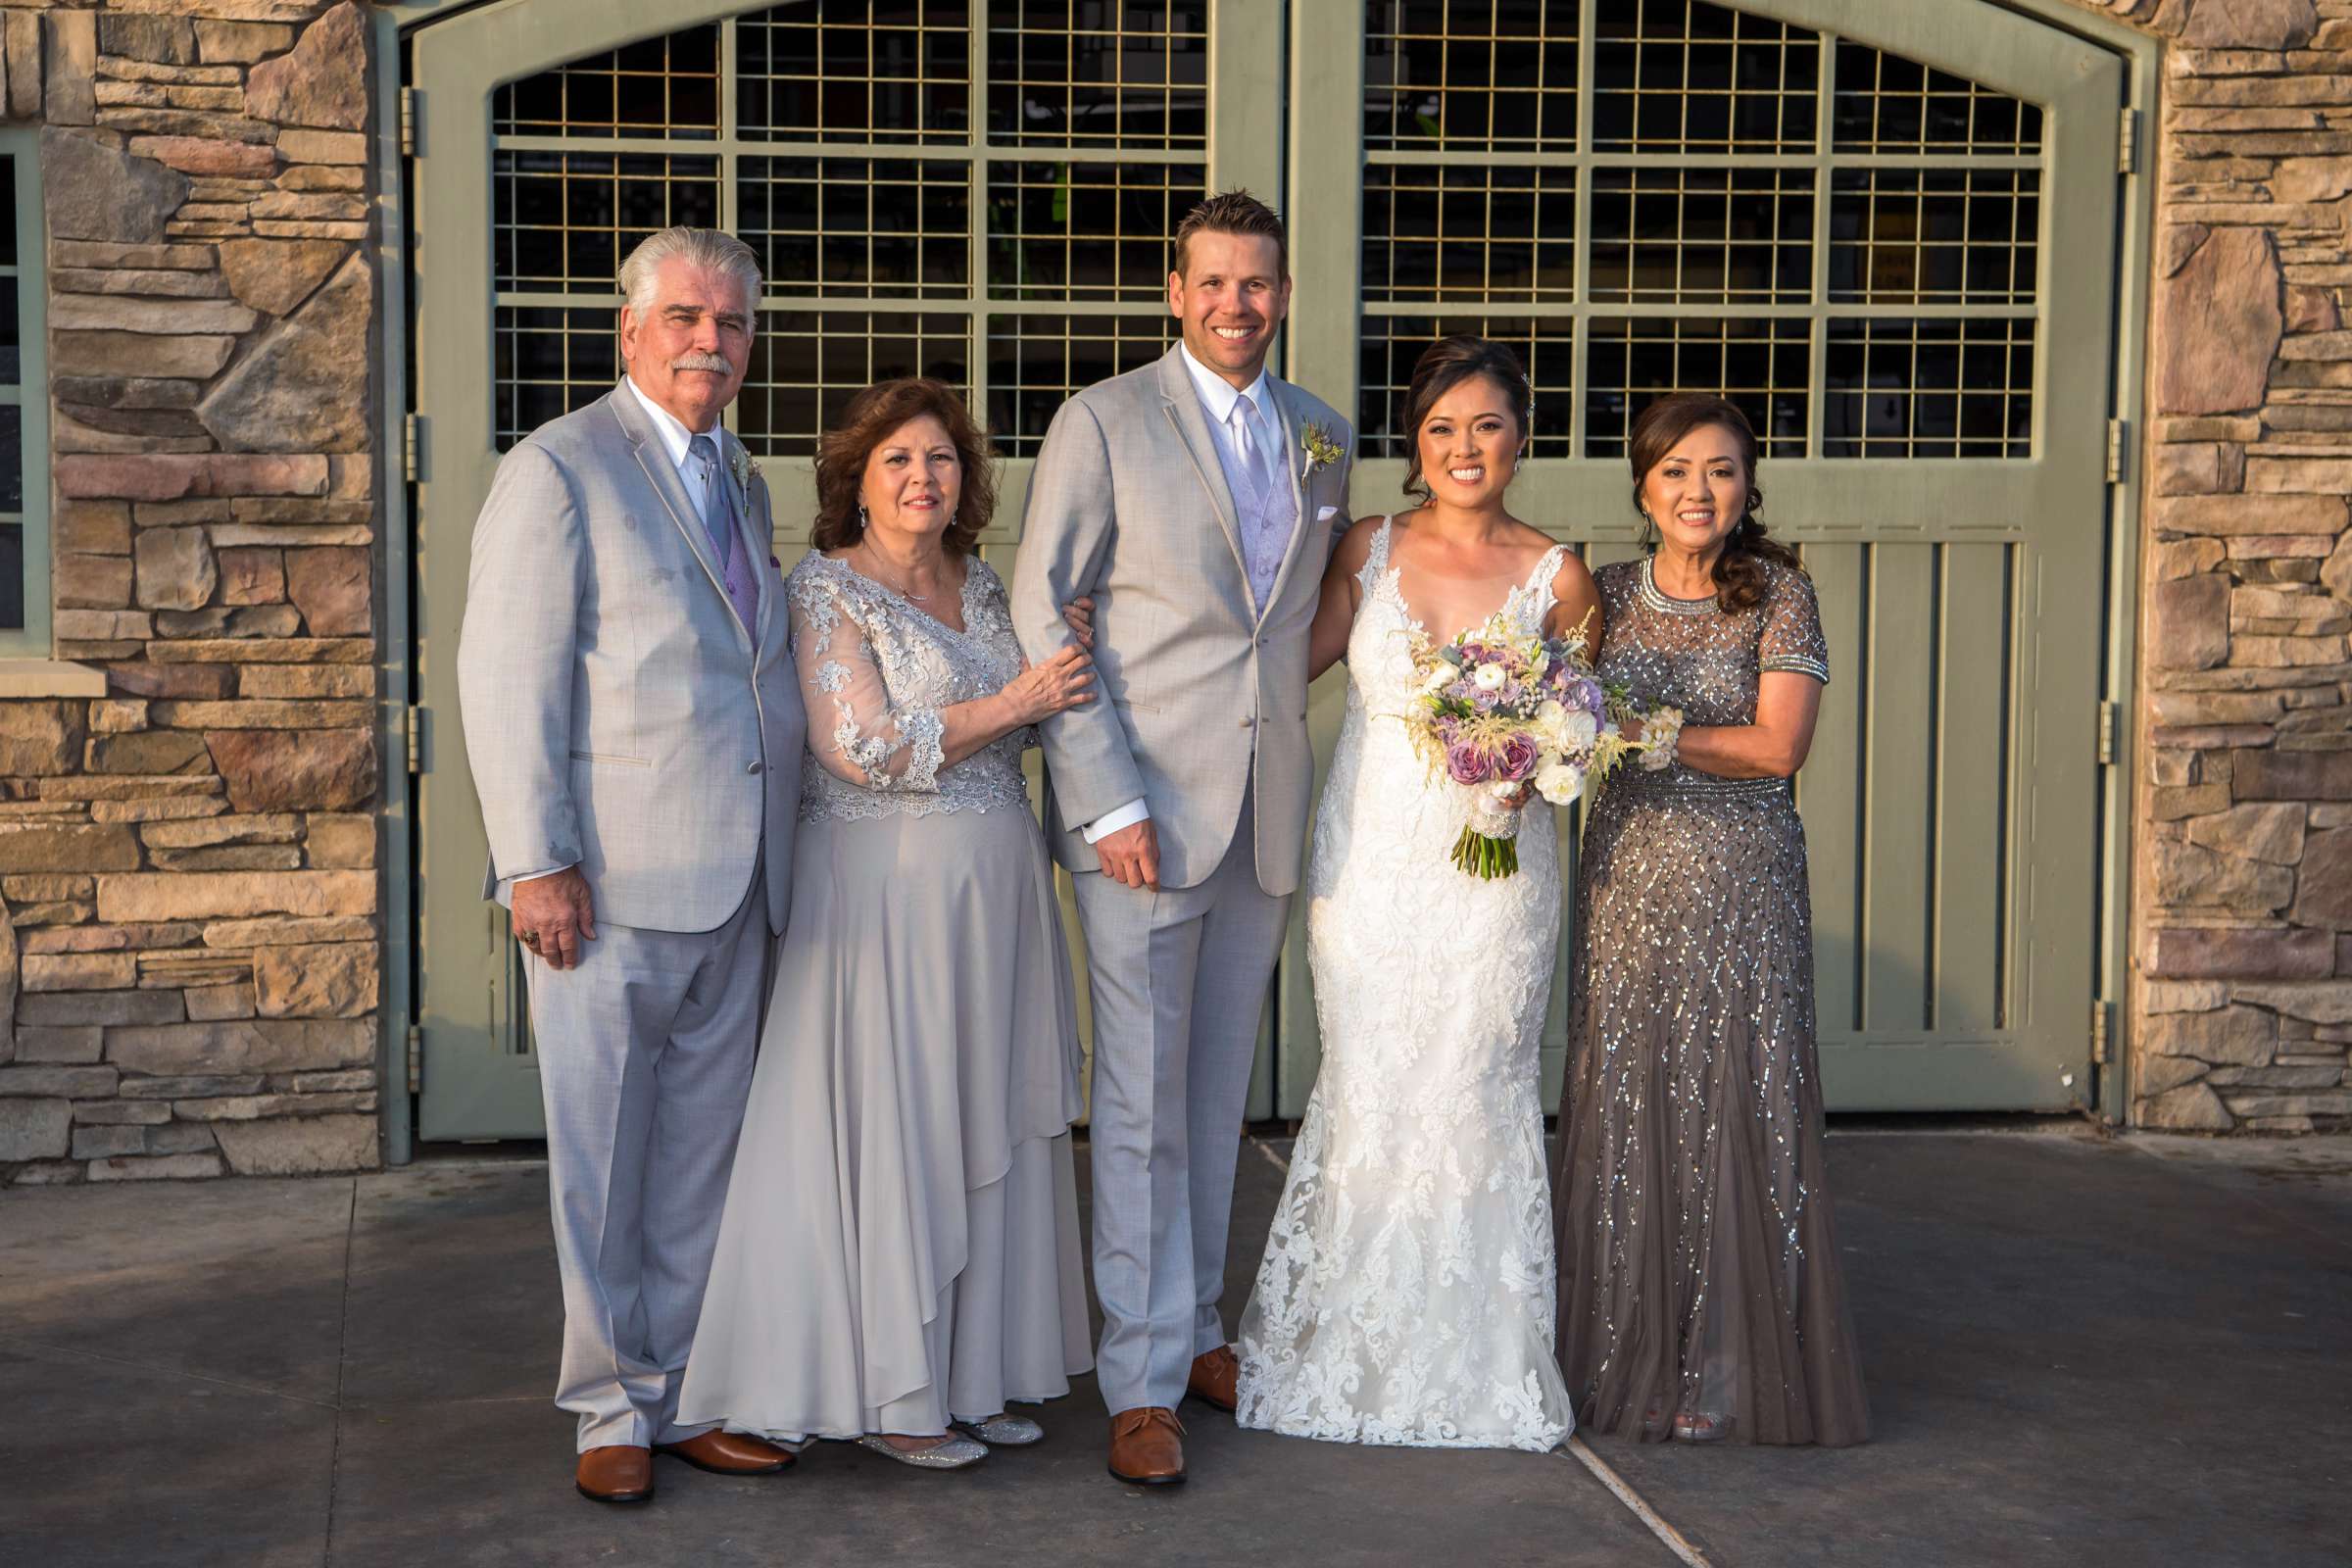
[1082,800,1150,844]
[512,863,575,884]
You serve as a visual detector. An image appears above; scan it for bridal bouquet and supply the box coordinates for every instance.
[1407,611,1655,879]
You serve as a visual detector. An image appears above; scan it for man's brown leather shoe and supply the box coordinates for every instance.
[1107,1406,1186,1486]
[1187,1345,1240,1412]
[576,1445,655,1504]
[655,1430,796,1476]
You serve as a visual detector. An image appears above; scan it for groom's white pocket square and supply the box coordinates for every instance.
[1317,506,1341,522]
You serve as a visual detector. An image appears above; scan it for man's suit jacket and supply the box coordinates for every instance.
[457,383,806,935]
[1009,344,1354,897]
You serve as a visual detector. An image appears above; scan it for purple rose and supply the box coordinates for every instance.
[1497,733,1540,781]
[1446,741,1494,785]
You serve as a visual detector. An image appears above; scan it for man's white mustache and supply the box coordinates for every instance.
[670,352,732,373]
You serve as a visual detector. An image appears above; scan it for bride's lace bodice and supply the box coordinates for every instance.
[1235,517,1576,1453]
[786,553,1034,824]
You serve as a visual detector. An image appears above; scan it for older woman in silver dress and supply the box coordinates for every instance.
[1552,393,1869,1446]
[678,379,1096,1469]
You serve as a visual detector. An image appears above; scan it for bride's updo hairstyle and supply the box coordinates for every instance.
[1398,336,1535,503]
[1626,392,1805,616]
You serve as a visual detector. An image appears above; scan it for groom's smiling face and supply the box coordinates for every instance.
[1168,230,1291,390]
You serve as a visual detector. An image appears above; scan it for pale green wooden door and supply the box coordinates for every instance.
[410,0,1282,1140]
[1280,0,2123,1114]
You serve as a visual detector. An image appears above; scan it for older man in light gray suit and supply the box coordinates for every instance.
[457,226,806,1506]
[1010,192,1353,1487]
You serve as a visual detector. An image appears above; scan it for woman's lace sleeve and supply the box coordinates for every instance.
[1758,565,1831,685]
[788,575,946,791]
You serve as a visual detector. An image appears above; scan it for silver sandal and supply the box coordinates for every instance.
[857,1433,989,1469]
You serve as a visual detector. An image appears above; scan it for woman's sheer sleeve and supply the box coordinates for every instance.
[788,573,946,791]
[1758,565,1831,685]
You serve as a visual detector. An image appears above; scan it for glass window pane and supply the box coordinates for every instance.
[0,404,20,511]
[738,0,969,144]
[0,522,20,631]
[740,310,971,458]
[493,24,720,140]
[987,1,1207,149]
[0,289,18,385]
[1365,0,1577,153]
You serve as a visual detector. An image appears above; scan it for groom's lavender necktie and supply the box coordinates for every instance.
[688,433,760,633]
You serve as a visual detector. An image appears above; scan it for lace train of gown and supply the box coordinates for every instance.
[1234,518,1575,1452]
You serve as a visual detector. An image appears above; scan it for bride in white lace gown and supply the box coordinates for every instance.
[1233,339,1596,1452]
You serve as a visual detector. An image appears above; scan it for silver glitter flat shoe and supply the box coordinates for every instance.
[1672,1411,1731,1444]
[953,1413,1044,1446]
[857,1433,989,1469]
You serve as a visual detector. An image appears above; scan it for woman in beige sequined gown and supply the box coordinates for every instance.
[1552,395,1868,1446]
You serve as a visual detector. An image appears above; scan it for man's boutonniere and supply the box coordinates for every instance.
[727,446,762,493]
[1301,421,1344,477]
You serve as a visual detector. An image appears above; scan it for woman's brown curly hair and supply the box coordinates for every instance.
[1626,393,1805,615]
[810,378,995,557]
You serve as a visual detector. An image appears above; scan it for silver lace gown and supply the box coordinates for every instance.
[1552,555,1868,1446]
[678,553,1092,1442]
[1235,518,1576,1452]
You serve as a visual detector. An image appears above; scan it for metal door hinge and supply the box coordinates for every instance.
[403,412,421,483]
[406,1024,423,1094]
[2118,106,2138,173]
[2096,700,2120,765]
[400,86,418,157]
[2105,418,2128,484]
[405,705,425,775]
[2090,1001,2114,1066]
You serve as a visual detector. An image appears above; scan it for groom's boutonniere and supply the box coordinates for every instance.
[1300,421,1344,477]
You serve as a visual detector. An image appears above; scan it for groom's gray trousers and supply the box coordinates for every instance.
[1075,784,1291,1415]
[525,861,769,1451]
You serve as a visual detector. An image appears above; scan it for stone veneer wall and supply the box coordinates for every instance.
[2096,0,2352,1132]
[0,0,381,1184]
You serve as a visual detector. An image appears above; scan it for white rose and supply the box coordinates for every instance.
[1473,662,1507,692]
[1559,708,1598,749]
[1420,664,1455,696]
[1535,760,1586,805]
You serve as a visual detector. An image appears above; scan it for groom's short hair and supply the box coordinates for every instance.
[1172,190,1288,281]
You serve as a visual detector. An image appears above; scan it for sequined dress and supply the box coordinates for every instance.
[1234,518,1576,1452]
[1551,555,1868,1446]
[679,553,1092,1442]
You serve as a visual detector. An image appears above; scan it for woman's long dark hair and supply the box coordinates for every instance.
[1626,394,1804,614]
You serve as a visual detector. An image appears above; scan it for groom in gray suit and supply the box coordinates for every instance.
[1011,192,1353,1486]
[458,227,806,1505]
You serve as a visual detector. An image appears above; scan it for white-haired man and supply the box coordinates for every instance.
[458,226,807,1504]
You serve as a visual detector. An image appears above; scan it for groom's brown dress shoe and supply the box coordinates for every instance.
[1107,1406,1187,1486]
[655,1430,797,1476]
[576,1445,655,1504]
[1187,1346,1240,1412]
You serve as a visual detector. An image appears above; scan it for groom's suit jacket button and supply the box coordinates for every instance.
[746,760,763,774]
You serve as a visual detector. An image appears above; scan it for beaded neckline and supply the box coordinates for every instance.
[1637,556,1721,616]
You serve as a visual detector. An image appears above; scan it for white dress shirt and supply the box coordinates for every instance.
[1081,345,1285,848]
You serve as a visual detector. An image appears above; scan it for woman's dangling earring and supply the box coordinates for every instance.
[1638,504,1657,552]
[857,503,868,532]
